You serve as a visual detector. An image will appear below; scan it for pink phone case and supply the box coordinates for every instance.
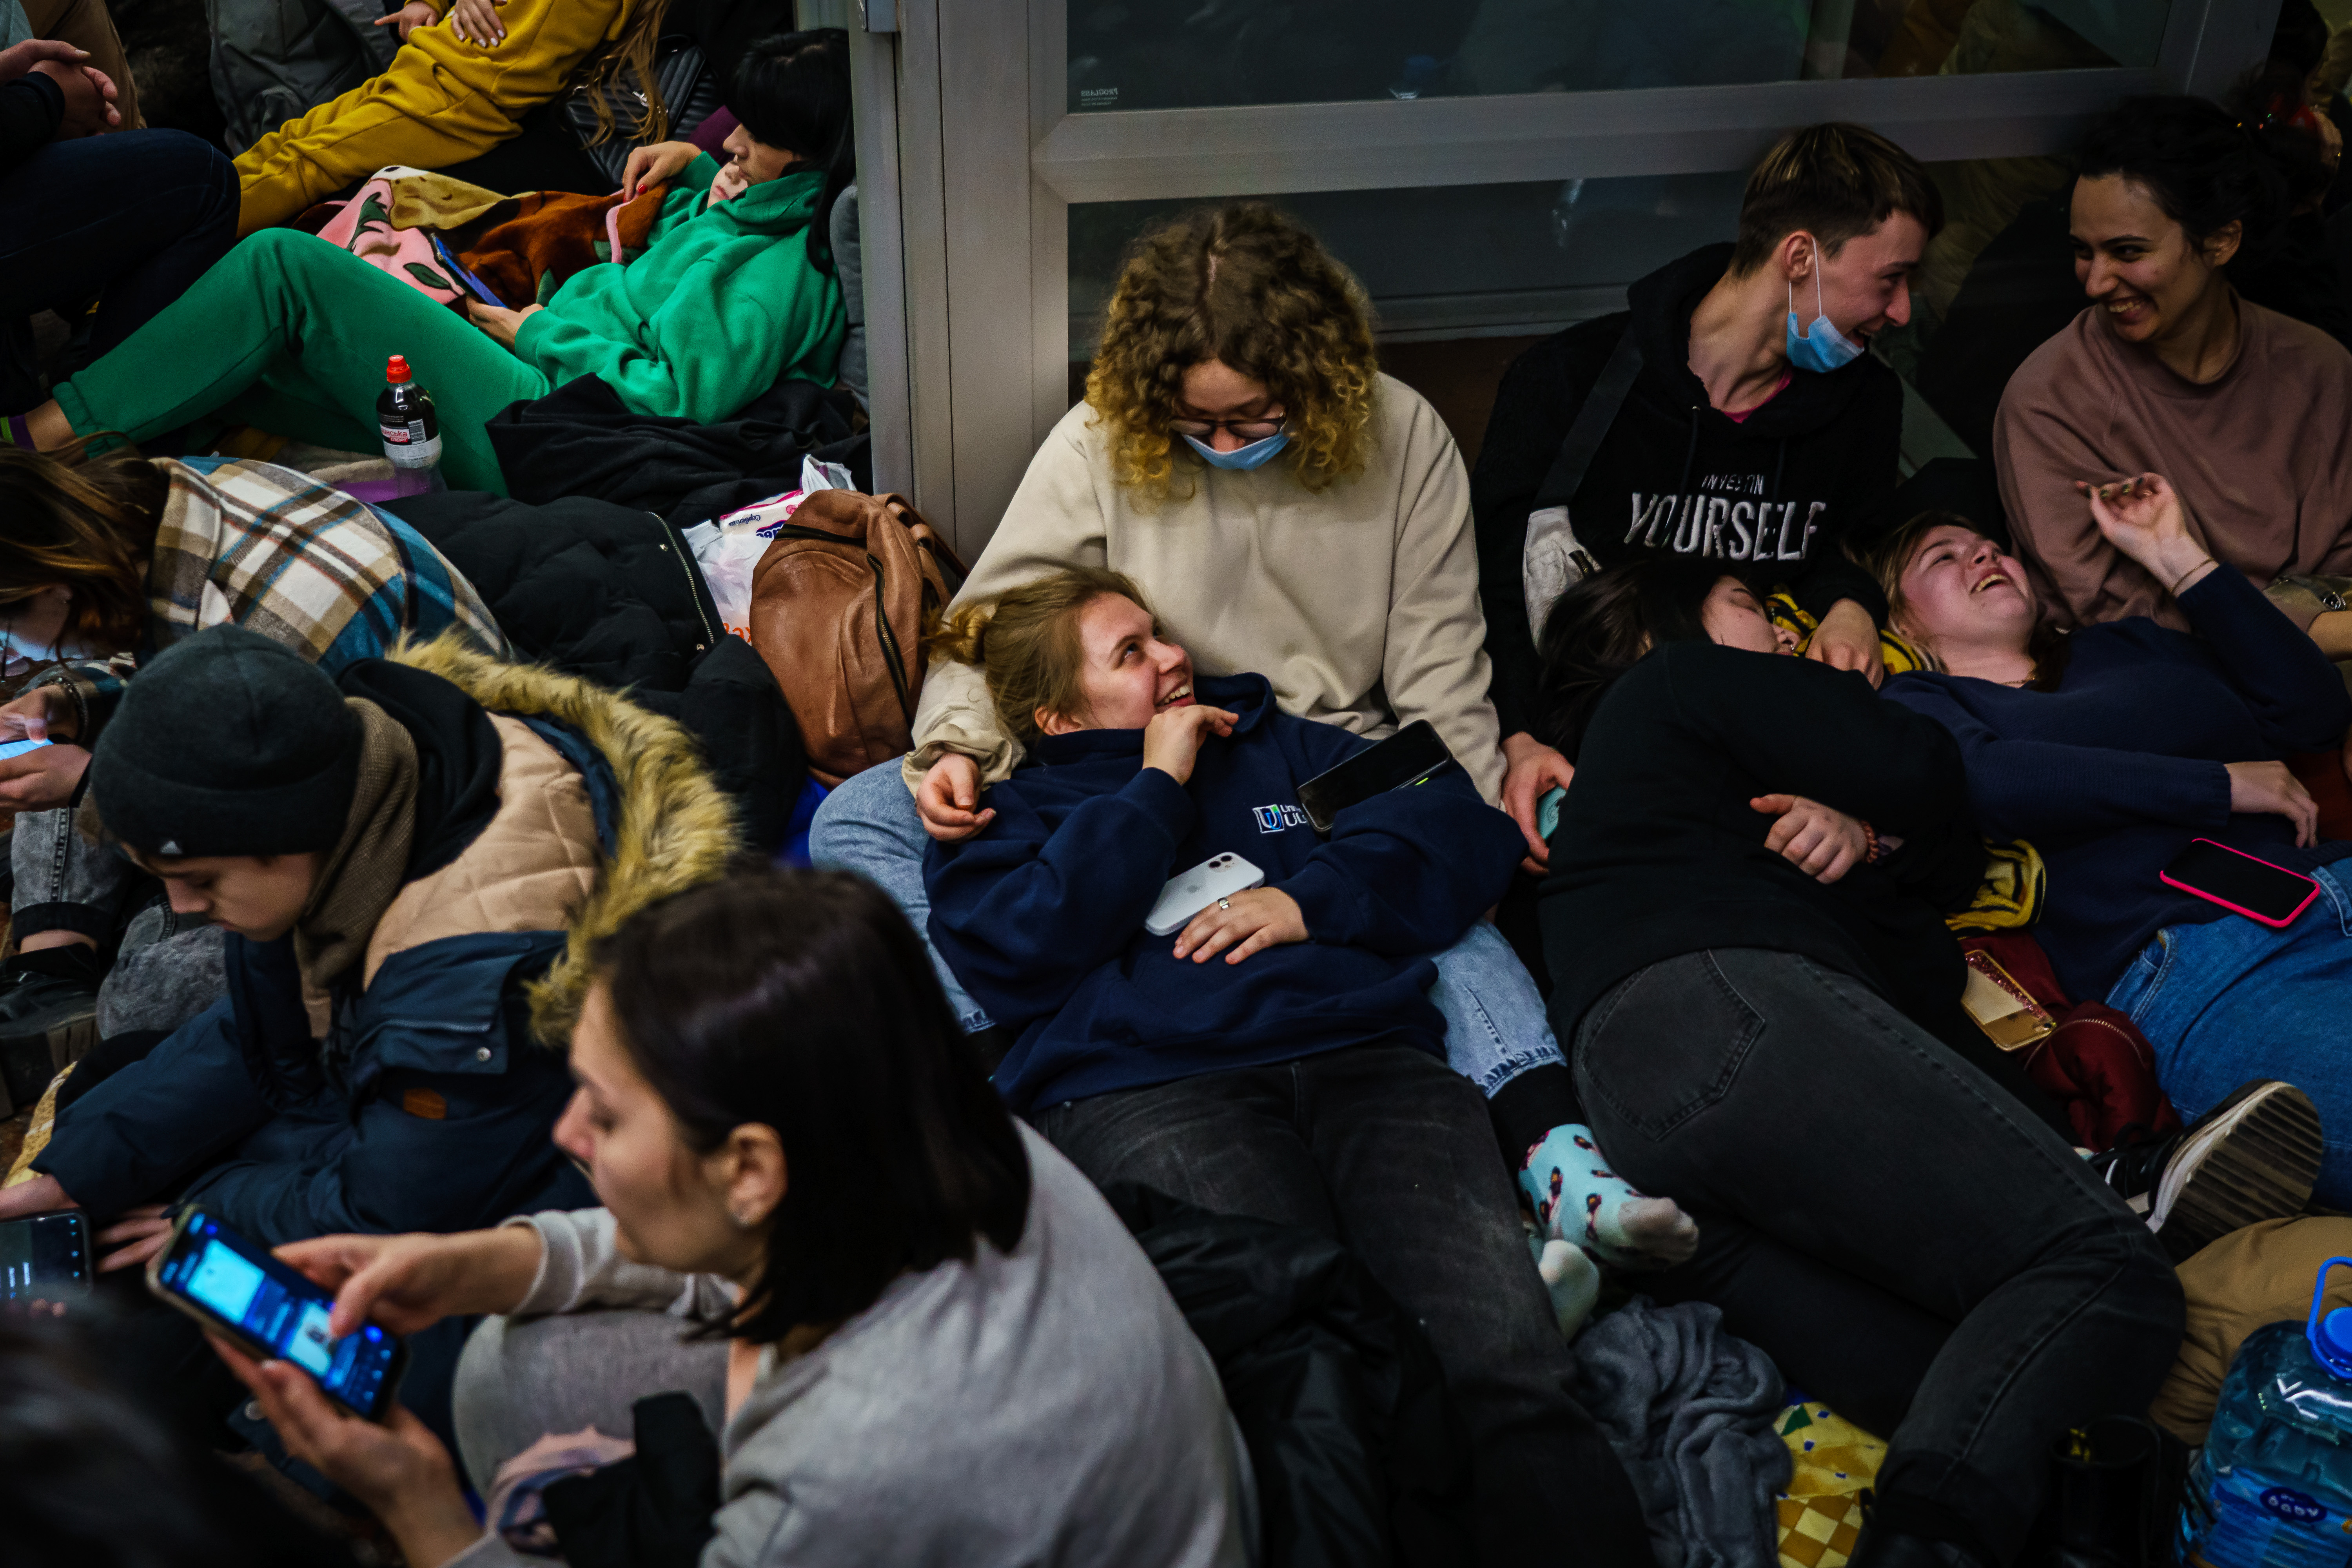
[2159,837,2322,928]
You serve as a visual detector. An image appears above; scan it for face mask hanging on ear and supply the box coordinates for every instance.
[1182,430,1291,471]
[1785,263,1864,374]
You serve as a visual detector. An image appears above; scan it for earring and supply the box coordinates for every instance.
[728,1207,754,1229]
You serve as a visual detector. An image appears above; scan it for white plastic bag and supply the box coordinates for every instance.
[681,521,773,643]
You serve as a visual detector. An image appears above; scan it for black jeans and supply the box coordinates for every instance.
[0,129,238,370]
[1575,950,2183,1564]
[1032,1041,1654,1568]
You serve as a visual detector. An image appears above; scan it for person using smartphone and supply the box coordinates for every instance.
[1530,554,2187,1568]
[918,566,1664,1568]
[0,622,740,1452]
[1870,474,2352,1205]
[212,870,1249,1568]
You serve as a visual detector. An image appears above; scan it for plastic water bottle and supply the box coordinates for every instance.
[376,355,446,497]
[2179,1257,2352,1565]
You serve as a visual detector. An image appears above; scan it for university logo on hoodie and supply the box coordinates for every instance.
[1624,472,1827,564]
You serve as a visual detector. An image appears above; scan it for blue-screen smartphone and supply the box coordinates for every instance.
[0,737,51,761]
[147,1207,407,1418]
[429,234,507,310]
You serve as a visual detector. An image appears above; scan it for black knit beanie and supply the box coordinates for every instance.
[92,626,362,858]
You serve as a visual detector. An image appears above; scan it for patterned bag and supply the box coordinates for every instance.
[561,38,724,185]
[311,174,469,311]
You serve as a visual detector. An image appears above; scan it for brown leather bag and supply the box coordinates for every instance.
[747,490,968,786]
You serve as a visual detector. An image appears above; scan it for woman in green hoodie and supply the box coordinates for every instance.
[2,30,850,495]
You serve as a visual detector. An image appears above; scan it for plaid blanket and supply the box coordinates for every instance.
[49,456,506,739]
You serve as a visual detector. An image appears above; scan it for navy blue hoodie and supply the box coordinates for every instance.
[924,675,1523,1113]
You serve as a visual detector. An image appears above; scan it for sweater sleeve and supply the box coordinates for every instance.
[924,768,1196,1024]
[507,1208,738,1319]
[1381,395,1505,802]
[1664,645,1968,836]
[1993,338,2171,628]
[2175,565,2352,751]
[1278,759,1521,955]
[1882,679,2233,839]
[0,71,62,174]
[1786,367,1897,625]
[906,417,1111,786]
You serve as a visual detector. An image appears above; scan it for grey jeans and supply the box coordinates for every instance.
[11,807,225,1037]
[452,1309,731,1496]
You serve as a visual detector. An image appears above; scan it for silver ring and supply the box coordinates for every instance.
[1218,897,1231,910]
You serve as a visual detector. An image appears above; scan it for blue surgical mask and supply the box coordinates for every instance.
[1183,430,1290,471]
[1785,268,1864,374]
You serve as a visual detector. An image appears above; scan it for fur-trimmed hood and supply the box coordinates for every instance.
[391,634,741,1042]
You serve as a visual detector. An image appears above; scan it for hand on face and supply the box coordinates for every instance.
[1140,703,1237,787]
[1037,593,1200,735]
[1804,599,1884,687]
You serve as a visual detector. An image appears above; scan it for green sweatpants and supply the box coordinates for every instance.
[55,228,552,495]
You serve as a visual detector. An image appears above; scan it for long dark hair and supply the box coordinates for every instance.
[595,869,1031,1344]
[2076,94,2290,260]
[730,29,854,275]
[1534,556,1727,762]
[0,441,166,656]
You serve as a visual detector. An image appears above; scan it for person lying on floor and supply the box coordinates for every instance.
[1869,481,2352,1206]
[216,869,1252,1568]
[919,567,1659,1568]
[0,30,851,496]
[1531,555,2187,1568]
[0,441,504,1079]
[0,622,737,1450]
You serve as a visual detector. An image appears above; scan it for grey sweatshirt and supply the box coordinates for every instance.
[447,1127,1251,1568]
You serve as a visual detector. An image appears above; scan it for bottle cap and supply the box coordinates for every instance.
[2307,1258,2352,1379]
[2323,1307,2352,1364]
[386,355,412,384]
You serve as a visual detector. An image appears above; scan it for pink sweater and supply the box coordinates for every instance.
[1993,297,2352,629]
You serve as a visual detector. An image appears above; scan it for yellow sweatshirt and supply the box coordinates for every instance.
[232,0,635,236]
[909,376,1506,802]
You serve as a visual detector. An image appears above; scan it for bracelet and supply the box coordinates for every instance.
[1861,819,1881,864]
[2166,559,2215,596]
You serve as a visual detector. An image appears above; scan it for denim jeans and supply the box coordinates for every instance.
[2107,863,2352,1206]
[0,129,238,366]
[810,759,1566,1092]
[1031,1040,1653,1567]
[1575,949,2182,1565]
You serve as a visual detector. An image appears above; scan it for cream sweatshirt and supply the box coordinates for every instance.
[909,375,1506,800]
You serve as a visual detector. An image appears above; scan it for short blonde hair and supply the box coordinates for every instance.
[1083,203,1379,499]
[928,567,1156,744]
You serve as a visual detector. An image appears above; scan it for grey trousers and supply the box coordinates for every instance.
[11,807,225,1038]
[452,1310,732,1496]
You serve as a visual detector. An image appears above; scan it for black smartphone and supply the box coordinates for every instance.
[0,1209,90,1301]
[147,1207,407,1419]
[1296,720,1456,833]
[429,234,507,310]
[2160,837,2323,927]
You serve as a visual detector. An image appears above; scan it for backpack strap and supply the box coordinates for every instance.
[1521,325,1643,636]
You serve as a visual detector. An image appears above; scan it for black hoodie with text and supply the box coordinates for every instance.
[1472,242,1902,738]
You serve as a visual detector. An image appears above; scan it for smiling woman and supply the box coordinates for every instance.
[1993,94,2352,632]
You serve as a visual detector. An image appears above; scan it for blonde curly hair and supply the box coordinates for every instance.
[1084,203,1380,499]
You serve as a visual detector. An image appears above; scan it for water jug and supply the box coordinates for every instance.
[2180,1256,2352,1566]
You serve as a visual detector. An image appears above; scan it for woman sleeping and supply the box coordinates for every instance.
[1869,479,2349,1204]
[919,565,1658,1567]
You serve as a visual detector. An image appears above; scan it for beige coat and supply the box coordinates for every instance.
[909,376,1504,801]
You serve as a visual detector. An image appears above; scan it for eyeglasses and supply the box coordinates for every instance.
[1168,414,1287,443]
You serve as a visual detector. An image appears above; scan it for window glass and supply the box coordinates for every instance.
[1065,0,2169,111]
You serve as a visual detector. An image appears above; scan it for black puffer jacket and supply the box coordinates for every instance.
[1107,1185,1475,1568]
[1472,242,1902,738]
[387,491,806,849]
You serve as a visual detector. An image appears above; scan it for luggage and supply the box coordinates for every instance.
[748,490,967,786]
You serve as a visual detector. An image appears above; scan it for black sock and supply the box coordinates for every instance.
[1488,1062,1584,1170]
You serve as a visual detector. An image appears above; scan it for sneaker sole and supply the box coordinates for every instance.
[2158,1081,2325,1264]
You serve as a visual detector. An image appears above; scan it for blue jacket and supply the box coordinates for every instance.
[925,674,1521,1112]
[37,638,742,1247]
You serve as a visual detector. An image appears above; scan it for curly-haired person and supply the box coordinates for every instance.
[812,204,1605,1209]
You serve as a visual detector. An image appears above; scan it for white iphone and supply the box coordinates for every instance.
[1144,853,1266,936]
